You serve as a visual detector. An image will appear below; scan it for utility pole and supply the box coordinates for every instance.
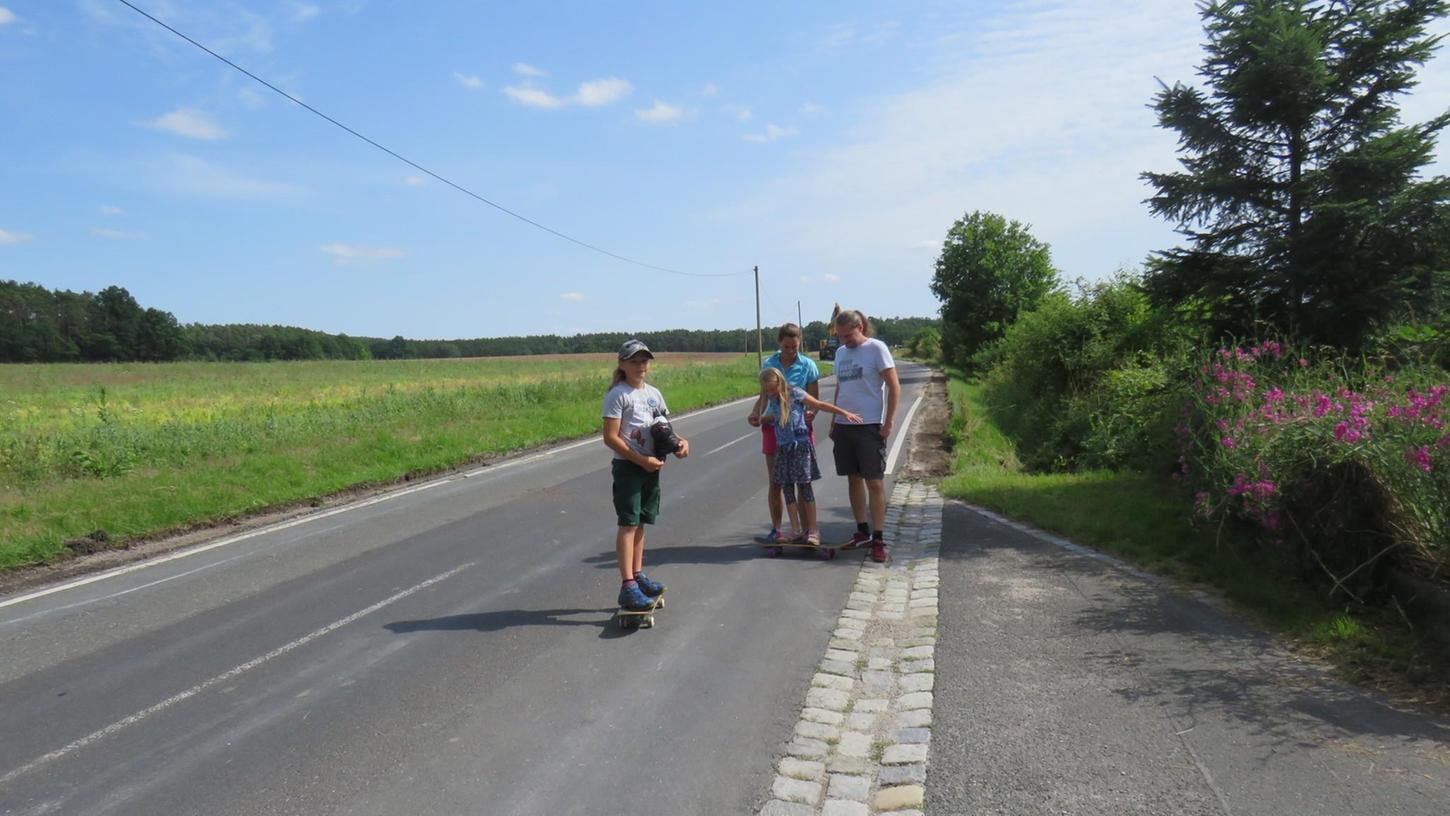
[797,300,802,328]
[754,265,762,368]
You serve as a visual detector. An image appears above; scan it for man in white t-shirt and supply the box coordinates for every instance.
[829,309,901,563]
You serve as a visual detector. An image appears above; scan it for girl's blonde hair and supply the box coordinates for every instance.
[759,368,791,428]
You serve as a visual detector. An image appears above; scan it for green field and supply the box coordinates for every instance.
[0,354,768,570]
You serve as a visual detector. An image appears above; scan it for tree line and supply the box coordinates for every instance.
[0,279,939,363]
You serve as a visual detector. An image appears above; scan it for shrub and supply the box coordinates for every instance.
[1185,341,1449,590]
[980,274,1190,471]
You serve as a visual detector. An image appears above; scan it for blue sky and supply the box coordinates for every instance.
[1,1,1447,340]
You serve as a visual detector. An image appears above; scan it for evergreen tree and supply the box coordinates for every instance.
[1144,0,1450,347]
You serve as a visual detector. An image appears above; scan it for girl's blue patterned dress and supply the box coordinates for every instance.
[770,387,822,484]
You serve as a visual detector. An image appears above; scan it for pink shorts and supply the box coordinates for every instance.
[761,422,814,456]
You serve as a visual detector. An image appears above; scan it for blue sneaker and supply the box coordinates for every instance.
[634,571,665,598]
[618,582,655,611]
[762,528,784,544]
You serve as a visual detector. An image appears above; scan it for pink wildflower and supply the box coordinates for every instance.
[1406,446,1433,473]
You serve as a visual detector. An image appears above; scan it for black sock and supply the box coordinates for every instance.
[872,530,884,541]
[857,522,869,534]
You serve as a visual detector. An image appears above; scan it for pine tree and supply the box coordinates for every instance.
[1143,0,1450,347]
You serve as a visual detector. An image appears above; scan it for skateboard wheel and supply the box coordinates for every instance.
[656,597,665,610]
[642,616,654,628]
[770,547,784,557]
[826,548,837,560]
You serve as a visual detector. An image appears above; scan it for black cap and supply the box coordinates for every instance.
[618,339,654,361]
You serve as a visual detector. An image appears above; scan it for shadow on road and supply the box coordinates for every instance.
[383,607,668,640]
[383,608,613,634]
[942,500,1450,750]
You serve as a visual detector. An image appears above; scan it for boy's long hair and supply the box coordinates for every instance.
[759,368,791,429]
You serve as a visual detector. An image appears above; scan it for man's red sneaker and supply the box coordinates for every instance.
[869,540,888,563]
[841,531,872,550]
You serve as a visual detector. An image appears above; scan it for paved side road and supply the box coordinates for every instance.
[929,502,1450,815]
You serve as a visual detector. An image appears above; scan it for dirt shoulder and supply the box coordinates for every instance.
[901,368,953,480]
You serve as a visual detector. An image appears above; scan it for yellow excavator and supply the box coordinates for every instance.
[819,302,841,361]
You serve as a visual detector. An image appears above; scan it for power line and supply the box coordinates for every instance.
[113,0,742,279]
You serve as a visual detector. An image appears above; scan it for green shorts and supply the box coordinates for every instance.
[612,459,661,527]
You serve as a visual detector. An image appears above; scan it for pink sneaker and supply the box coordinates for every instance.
[841,531,871,550]
[806,530,821,546]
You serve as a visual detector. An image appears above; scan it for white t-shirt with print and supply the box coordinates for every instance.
[833,338,894,424]
[602,381,669,459]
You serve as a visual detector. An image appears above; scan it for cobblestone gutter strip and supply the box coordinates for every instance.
[760,483,944,816]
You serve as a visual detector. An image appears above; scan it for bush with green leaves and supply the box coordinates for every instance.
[1184,342,1449,589]
[981,275,1190,471]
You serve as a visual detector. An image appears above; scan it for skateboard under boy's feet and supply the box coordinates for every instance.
[616,594,664,630]
[760,535,837,560]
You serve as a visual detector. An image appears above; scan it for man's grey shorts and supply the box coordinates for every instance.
[830,423,886,480]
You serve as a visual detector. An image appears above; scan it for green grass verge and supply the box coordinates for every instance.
[1,355,771,571]
[940,377,1447,703]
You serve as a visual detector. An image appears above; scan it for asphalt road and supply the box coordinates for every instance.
[929,502,1450,816]
[0,364,933,816]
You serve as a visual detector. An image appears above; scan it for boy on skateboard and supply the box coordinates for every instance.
[602,340,689,612]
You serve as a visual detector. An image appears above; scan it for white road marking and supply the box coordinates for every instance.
[0,562,475,789]
[704,432,754,456]
[0,480,449,612]
[885,391,926,475]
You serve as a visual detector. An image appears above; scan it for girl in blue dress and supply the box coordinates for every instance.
[758,367,861,544]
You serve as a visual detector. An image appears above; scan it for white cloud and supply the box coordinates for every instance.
[139,108,228,140]
[721,0,1207,287]
[815,20,899,52]
[574,77,632,107]
[238,87,266,109]
[403,175,427,187]
[454,72,484,90]
[101,205,125,216]
[320,243,405,262]
[286,2,320,23]
[504,84,566,109]
[727,104,753,121]
[817,23,856,51]
[636,100,685,123]
[83,1,275,54]
[91,228,144,240]
[152,155,296,199]
[823,273,842,283]
[0,227,33,245]
[800,102,823,115]
[742,123,797,143]
[559,292,586,302]
[513,62,548,77]
[701,82,719,97]
[0,8,16,25]
[504,77,633,109]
